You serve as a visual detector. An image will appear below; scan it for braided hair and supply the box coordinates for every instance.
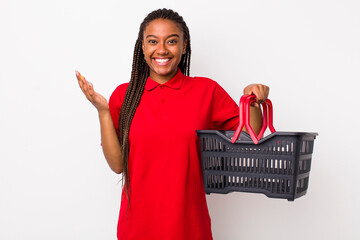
[118,8,191,203]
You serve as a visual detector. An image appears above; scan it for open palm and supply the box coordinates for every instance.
[75,70,109,113]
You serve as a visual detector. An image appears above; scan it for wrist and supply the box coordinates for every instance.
[98,108,111,118]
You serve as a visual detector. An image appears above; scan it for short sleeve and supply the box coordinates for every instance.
[108,83,129,133]
[211,83,239,130]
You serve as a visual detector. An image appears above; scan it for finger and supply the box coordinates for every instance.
[265,86,270,99]
[75,70,80,78]
[75,70,84,83]
[75,70,80,79]
[251,87,263,103]
[244,88,254,95]
[76,71,83,87]
[82,76,91,97]
[83,77,95,102]
[76,71,88,93]
[88,82,95,97]
[258,85,266,102]
[83,76,91,89]
[250,102,260,108]
[246,89,253,95]
[77,73,87,94]
[259,85,269,101]
[257,85,268,102]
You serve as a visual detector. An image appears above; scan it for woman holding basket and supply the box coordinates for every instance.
[76,8,269,240]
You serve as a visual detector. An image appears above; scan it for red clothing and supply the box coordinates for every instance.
[109,70,239,240]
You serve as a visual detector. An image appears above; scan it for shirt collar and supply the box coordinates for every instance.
[145,69,184,91]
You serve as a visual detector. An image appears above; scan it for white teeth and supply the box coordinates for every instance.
[155,58,170,63]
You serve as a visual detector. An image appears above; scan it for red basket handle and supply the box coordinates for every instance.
[231,95,276,144]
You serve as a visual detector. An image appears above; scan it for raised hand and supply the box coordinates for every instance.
[75,70,109,113]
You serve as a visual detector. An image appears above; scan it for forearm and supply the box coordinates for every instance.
[243,106,263,135]
[249,106,263,134]
[98,110,123,174]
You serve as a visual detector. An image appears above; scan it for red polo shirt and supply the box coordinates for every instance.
[109,70,239,240]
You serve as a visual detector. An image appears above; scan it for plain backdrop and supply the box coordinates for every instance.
[1,0,359,239]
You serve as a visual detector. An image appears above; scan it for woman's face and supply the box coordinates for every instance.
[142,18,187,84]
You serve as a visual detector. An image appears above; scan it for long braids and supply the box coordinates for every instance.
[118,8,191,204]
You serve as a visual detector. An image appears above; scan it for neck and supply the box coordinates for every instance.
[150,70,178,84]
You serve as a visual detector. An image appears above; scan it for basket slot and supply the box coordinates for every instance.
[289,141,294,154]
[204,156,294,175]
[214,138,218,151]
[283,160,287,174]
[282,159,289,174]
[207,175,214,189]
[205,137,213,151]
[226,143,295,155]
[284,140,294,154]
[262,140,295,155]
[202,137,225,152]
[296,177,309,194]
[255,178,288,194]
[206,156,224,170]
[280,179,291,193]
[270,141,294,155]
[300,140,315,154]
[298,158,312,174]
[208,175,293,194]
[286,179,291,193]
[205,157,210,170]
[281,160,293,175]
[209,138,213,151]
[205,137,209,151]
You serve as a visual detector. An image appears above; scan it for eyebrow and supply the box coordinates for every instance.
[145,34,180,39]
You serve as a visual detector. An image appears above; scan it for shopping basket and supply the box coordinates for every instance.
[196,95,318,201]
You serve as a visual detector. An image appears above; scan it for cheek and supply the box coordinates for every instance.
[170,46,182,57]
[143,45,155,58]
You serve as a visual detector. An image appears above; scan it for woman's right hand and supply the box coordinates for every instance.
[76,70,123,174]
[75,70,109,113]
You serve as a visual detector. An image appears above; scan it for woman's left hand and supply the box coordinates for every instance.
[243,84,270,106]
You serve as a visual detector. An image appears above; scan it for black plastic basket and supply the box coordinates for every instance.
[196,95,318,201]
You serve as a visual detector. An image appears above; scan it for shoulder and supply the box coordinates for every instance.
[111,82,129,97]
[110,83,129,99]
[185,76,227,95]
[109,82,129,106]
[185,75,234,102]
[184,75,220,89]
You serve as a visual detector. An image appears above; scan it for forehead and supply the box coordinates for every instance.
[144,19,183,38]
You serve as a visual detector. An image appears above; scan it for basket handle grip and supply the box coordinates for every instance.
[231,95,276,144]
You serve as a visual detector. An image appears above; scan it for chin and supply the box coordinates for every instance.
[154,68,177,77]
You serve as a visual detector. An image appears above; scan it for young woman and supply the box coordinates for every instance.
[76,8,269,240]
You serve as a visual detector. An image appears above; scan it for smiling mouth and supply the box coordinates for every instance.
[154,58,171,64]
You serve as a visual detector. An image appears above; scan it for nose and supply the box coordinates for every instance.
[157,42,168,55]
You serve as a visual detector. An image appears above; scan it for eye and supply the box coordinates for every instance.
[168,39,178,45]
[148,39,157,44]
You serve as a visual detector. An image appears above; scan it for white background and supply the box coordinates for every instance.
[1,0,359,239]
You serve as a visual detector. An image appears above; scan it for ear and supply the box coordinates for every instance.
[182,41,187,55]
[142,42,145,52]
